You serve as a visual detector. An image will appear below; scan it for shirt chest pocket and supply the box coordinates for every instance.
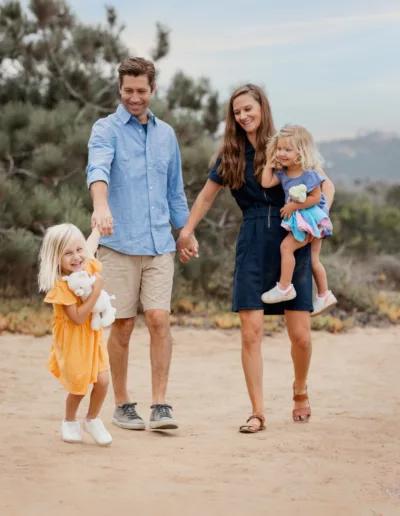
[156,153,170,175]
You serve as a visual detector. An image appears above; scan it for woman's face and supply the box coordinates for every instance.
[232,93,262,136]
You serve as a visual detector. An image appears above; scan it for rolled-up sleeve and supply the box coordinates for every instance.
[86,119,115,189]
[167,134,190,229]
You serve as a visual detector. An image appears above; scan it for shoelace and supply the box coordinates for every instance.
[151,404,172,419]
[121,402,140,419]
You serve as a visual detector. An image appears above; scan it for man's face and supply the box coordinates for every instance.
[120,75,155,122]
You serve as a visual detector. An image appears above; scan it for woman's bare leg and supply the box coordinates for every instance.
[285,310,312,422]
[239,310,265,428]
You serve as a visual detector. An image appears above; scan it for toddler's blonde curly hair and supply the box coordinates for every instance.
[267,124,324,172]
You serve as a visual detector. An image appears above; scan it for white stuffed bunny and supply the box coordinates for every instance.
[62,271,116,331]
[288,184,307,203]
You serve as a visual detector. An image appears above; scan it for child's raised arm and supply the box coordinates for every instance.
[86,227,101,258]
[261,163,281,189]
[261,147,281,189]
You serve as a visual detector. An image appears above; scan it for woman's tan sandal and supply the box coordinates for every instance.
[239,413,266,433]
[292,384,311,423]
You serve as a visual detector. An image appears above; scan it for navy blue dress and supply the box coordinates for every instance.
[208,139,313,314]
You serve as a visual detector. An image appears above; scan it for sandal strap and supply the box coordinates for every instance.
[293,393,309,402]
[246,413,265,426]
[292,382,308,402]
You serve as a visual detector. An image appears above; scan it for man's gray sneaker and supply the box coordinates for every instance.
[112,402,146,430]
[149,404,178,430]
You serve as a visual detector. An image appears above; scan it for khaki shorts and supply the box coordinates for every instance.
[97,246,175,318]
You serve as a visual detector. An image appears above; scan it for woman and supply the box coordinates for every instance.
[176,84,335,432]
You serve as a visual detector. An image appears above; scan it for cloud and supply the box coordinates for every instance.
[167,11,400,53]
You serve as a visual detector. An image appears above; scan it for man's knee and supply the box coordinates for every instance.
[110,318,135,347]
[146,310,170,338]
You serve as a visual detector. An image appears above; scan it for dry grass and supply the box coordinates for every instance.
[1,288,399,337]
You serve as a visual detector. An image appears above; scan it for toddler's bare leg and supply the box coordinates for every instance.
[280,234,309,288]
[87,370,109,419]
[311,238,328,295]
[65,393,84,421]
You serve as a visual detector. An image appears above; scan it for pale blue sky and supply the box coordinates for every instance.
[26,0,400,139]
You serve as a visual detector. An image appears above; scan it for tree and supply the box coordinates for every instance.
[0,0,230,296]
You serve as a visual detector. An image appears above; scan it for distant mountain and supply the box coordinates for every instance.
[318,132,400,184]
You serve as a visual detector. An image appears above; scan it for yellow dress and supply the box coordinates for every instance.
[44,258,109,395]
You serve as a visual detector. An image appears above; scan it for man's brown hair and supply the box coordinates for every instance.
[118,57,156,89]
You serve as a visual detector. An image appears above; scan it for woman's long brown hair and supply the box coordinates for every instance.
[217,84,275,189]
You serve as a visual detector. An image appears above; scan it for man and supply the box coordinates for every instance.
[86,57,194,431]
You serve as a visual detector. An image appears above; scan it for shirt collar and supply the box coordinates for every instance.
[117,104,157,125]
[245,137,255,155]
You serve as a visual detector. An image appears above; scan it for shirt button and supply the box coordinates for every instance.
[152,206,155,209]
[149,166,152,170]
[150,186,153,190]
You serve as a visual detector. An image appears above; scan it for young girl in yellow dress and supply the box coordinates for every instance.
[38,223,112,446]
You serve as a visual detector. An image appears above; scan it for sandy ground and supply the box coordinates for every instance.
[1,325,400,516]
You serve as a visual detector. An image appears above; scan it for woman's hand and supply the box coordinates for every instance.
[280,203,296,220]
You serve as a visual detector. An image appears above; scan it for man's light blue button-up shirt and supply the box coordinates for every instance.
[86,104,189,255]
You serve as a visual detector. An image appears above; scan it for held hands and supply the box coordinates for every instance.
[91,204,113,236]
[280,202,296,220]
[176,231,199,263]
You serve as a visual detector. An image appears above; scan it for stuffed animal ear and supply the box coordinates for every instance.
[61,275,69,281]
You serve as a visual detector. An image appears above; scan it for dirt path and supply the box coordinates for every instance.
[1,326,399,516]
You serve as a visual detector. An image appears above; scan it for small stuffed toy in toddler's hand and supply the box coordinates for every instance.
[288,184,307,203]
[62,271,116,331]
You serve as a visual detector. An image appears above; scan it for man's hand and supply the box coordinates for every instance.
[91,204,113,236]
[176,231,199,263]
[280,202,296,220]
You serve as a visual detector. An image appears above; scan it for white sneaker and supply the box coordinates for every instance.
[61,420,82,443]
[312,291,337,317]
[261,283,297,304]
[83,417,112,446]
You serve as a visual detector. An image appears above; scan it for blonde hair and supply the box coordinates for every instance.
[38,223,86,292]
[267,124,324,172]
